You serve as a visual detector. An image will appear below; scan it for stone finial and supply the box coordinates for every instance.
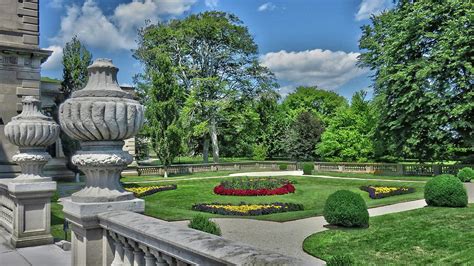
[4,96,60,180]
[58,58,144,203]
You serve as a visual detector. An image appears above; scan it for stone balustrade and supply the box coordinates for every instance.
[0,181,14,233]
[99,211,303,266]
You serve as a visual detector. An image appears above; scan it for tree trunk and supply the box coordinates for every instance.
[210,118,219,163]
[164,166,168,178]
[203,138,209,163]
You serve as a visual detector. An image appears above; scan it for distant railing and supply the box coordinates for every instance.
[137,161,298,176]
[314,162,474,176]
[99,211,304,266]
[0,181,14,234]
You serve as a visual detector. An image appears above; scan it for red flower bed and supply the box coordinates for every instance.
[214,183,295,196]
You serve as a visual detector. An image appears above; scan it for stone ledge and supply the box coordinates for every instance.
[98,210,306,265]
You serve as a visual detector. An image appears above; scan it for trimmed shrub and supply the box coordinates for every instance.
[323,190,369,228]
[252,144,267,161]
[327,255,354,266]
[279,163,288,170]
[188,214,221,236]
[303,163,314,175]
[425,174,468,207]
[457,167,474,182]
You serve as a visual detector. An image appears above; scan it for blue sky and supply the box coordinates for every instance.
[40,0,393,99]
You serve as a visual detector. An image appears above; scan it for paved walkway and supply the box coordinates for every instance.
[0,228,70,266]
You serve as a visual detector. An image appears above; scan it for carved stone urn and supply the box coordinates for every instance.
[4,96,60,180]
[59,58,144,203]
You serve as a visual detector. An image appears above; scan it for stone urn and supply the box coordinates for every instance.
[59,58,144,202]
[4,96,60,180]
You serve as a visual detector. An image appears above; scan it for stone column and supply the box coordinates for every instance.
[59,59,145,266]
[3,96,59,247]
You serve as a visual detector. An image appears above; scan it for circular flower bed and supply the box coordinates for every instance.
[214,177,296,196]
[124,184,177,197]
[360,185,415,199]
[192,202,303,216]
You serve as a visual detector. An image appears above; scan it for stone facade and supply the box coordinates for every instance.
[0,0,73,179]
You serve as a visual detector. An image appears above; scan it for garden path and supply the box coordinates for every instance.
[170,176,474,265]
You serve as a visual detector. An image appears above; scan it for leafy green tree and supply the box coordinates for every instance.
[59,37,92,173]
[282,86,348,121]
[136,54,184,177]
[359,0,473,162]
[61,36,92,100]
[316,91,376,162]
[134,11,277,163]
[286,111,324,161]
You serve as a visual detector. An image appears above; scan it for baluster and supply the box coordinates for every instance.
[150,250,170,266]
[119,236,134,266]
[128,239,145,266]
[110,232,125,266]
[139,244,157,266]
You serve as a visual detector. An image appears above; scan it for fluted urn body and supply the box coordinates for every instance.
[4,96,60,180]
[59,58,144,202]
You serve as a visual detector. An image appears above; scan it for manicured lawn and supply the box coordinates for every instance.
[312,171,432,181]
[303,205,474,264]
[139,175,426,222]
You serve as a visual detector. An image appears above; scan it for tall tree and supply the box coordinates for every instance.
[134,11,277,163]
[286,111,324,161]
[316,91,376,162]
[282,86,348,121]
[59,37,92,173]
[61,36,92,100]
[359,0,473,162]
[136,54,184,178]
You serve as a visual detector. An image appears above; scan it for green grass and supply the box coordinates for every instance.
[312,171,432,182]
[303,205,474,264]
[140,175,426,222]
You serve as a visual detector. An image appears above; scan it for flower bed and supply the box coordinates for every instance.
[124,184,177,197]
[192,202,304,216]
[214,177,296,196]
[360,185,415,199]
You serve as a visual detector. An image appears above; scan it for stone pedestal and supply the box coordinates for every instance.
[7,180,56,247]
[58,59,145,266]
[63,198,144,266]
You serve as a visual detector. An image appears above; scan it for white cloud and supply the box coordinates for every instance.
[355,0,391,21]
[258,2,276,12]
[42,45,63,70]
[51,0,196,51]
[260,49,369,91]
[205,0,218,9]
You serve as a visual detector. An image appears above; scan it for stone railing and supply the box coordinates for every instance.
[0,181,14,233]
[99,211,303,266]
[137,161,298,176]
[314,162,474,176]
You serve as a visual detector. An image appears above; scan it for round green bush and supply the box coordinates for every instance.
[303,163,314,175]
[424,174,468,207]
[279,163,288,170]
[457,167,474,182]
[323,190,369,228]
